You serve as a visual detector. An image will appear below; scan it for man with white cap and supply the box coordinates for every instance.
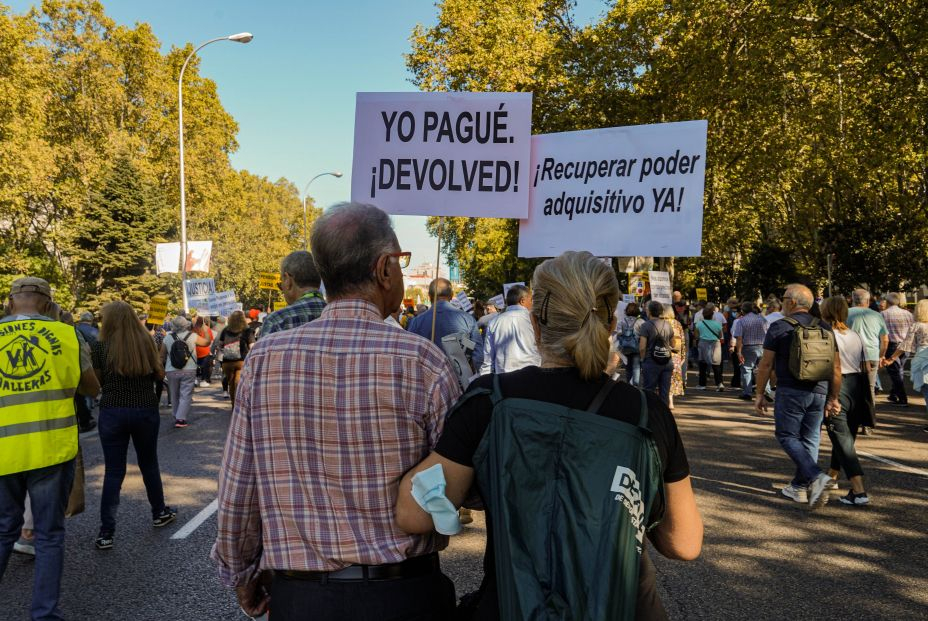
[160,316,207,428]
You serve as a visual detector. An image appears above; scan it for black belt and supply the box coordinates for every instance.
[280,553,439,582]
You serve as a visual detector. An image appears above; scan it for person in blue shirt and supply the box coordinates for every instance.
[407,278,483,370]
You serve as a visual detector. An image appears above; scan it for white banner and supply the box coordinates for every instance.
[648,271,673,305]
[488,294,505,308]
[518,121,707,257]
[450,291,473,312]
[185,278,215,314]
[155,241,213,274]
[208,290,238,316]
[351,92,533,218]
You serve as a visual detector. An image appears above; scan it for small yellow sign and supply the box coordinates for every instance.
[258,272,281,291]
[696,288,708,302]
[148,295,169,324]
[273,299,288,311]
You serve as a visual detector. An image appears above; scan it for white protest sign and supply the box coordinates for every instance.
[622,293,636,303]
[208,290,237,316]
[518,120,707,257]
[351,92,533,218]
[155,241,213,274]
[185,278,215,314]
[648,271,673,305]
[502,282,526,303]
[488,294,505,308]
[451,292,473,312]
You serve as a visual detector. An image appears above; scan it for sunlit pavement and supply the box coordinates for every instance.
[2,370,925,620]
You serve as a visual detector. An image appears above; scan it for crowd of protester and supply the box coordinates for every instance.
[2,201,927,619]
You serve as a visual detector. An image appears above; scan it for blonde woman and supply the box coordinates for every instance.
[819,297,872,506]
[883,298,928,433]
[91,301,175,549]
[396,251,701,619]
[662,304,687,409]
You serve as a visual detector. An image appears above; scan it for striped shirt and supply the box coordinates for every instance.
[731,312,768,345]
[211,299,462,586]
[881,305,913,343]
[258,291,326,337]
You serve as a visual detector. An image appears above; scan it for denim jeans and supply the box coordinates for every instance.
[740,345,764,397]
[773,386,825,487]
[0,459,76,621]
[98,407,167,533]
[642,358,673,404]
[885,342,907,403]
[625,353,642,387]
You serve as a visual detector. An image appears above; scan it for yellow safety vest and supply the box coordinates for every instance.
[0,318,81,476]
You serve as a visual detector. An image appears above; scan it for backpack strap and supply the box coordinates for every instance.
[636,388,649,429]
[586,378,617,413]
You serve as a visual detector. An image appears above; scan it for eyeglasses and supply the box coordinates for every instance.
[385,251,412,269]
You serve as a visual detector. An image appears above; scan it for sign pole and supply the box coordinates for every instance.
[430,216,444,343]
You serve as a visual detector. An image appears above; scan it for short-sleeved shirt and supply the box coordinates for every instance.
[696,319,723,341]
[881,305,913,344]
[763,312,834,395]
[834,329,864,375]
[731,312,767,346]
[90,341,159,409]
[847,307,888,361]
[435,367,690,620]
[638,318,676,360]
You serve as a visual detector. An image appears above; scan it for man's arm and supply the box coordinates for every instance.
[879,334,889,359]
[639,335,648,361]
[735,336,744,363]
[469,319,484,370]
[479,328,494,376]
[754,350,776,415]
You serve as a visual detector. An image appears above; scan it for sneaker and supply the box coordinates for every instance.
[94,531,114,550]
[695,385,707,391]
[780,484,807,503]
[458,508,474,525]
[174,419,188,429]
[824,477,839,491]
[861,426,873,436]
[153,507,177,528]
[808,473,832,509]
[13,536,35,556]
[716,383,726,392]
[200,381,211,387]
[923,426,928,433]
[839,491,870,506]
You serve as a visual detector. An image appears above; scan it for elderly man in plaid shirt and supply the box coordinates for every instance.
[732,301,769,400]
[259,250,326,337]
[881,292,914,406]
[212,203,462,619]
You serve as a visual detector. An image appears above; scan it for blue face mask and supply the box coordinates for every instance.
[723,305,730,312]
[410,463,462,535]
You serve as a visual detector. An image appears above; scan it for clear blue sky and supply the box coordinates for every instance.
[9,0,606,267]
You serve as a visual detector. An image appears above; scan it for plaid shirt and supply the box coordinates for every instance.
[211,299,462,586]
[258,291,326,337]
[881,305,913,343]
[731,312,768,346]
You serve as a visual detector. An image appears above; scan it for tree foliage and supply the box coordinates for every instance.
[0,0,311,312]
[409,0,928,299]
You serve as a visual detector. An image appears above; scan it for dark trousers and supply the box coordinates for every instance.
[728,348,742,387]
[885,342,908,403]
[698,361,723,387]
[827,374,866,479]
[0,459,75,621]
[270,566,456,620]
[196,355,213,382]
[98,407,166,532]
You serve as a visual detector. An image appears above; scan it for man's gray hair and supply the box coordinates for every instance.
[506,284,531,307]
[885,292,903,306]
[309,202,398,298]
[281,251,321,288]
[784,284,814,309]
[851,288,871,307]
[766,298,781,311]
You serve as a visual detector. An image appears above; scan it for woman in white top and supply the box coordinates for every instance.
[883,298,928,433]
[820,297,872,506]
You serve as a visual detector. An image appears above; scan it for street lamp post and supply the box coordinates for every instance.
[178,32,253,313]
[301,171,343,250]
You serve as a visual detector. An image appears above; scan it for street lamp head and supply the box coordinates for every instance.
[332,171,343,178]
[228,32,254,43]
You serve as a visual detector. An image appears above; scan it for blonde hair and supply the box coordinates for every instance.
[819,296,849,332]
[915,299,928,323]
[99,301,162,377]
[531,251,619,380]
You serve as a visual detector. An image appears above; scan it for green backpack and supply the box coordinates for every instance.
[471,375,664,621]
[783,317,835,382]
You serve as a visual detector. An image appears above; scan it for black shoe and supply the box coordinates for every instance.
[95,531,114,550]
[79,420,97,433]
[887,394,900,404]
[738,394,753,401]
[153,507,177,528]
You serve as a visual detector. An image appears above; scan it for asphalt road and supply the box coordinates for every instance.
[2,370,926,620]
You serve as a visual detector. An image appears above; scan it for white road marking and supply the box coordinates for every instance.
[171,498,219,539]
[691,475,776,495]
[858,452,928,478]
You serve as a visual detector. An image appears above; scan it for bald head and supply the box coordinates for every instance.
[784,284,814,310]
[428,278,453,302]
